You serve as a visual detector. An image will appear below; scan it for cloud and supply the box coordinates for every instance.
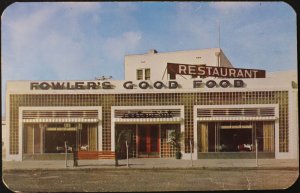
[60,2,101,12]
[105,31,142,59]
[5,6,56,55]
[2,2,142,82]
[39,32,85,79]
[173,3,219,49]
[59,2,102,20]
[116,2,138,12]
[210,2,258,12]
[0,2,297,116]
[2,2,103,80]
[171,2,296,73]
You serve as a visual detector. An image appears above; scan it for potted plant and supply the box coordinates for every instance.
[115,129,132,167]
[168,130,184,159]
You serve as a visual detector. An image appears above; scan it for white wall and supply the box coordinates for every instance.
[124,48,234,81]
[6,71,297,94]
[2,120,7,160]
[289,89,299,159]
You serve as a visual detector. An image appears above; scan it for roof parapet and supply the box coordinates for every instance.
[148,49,158,54]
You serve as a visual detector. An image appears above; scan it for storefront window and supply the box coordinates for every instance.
[34,126,41,153]
[23,124,43,154]
[44,123,77,153]
[115,124,136,158]
[23,123,98,154]
[198,121,274,153]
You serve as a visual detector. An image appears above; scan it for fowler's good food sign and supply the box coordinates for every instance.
[30,80,244,90]
[167,63,266,78]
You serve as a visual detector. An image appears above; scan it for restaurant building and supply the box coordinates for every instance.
[5,48,298,161]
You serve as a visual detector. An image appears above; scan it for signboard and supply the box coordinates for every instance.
[30,79,245,90]
[122,111,173,118]
[30,81,113,90]
[167,63,266,78]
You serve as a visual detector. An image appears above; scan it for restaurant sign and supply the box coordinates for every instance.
[167,63,266,78]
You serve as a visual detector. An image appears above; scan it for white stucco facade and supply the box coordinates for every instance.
[5,48,298,161]
[125,48,233,81]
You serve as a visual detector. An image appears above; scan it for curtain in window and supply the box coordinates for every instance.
[88,124,98,151]
[263,122,274,152]
[25,124,34,154]
[34,125,41,154]
[198,122,208,152]
[137,69,143,80]
[145,69,151,80]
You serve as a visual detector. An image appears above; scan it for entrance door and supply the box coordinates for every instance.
[137,125,159,157]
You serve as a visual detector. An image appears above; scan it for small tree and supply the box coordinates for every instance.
[168,131,184,159]
[115,129,132,167]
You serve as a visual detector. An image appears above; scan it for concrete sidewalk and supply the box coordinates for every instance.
[2,158,299,171]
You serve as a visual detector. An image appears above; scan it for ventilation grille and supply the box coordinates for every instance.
[23,110,98,119]
[197,107,275,118]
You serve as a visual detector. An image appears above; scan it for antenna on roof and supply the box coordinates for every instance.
[217,20,221,68]
[218,20,221,48]
[95,75,112,80]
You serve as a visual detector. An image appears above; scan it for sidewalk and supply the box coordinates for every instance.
[2,158,299,171]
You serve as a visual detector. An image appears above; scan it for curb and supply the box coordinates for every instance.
[3,166,299,172]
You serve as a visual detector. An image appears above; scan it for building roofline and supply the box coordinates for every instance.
[125,47,221,56]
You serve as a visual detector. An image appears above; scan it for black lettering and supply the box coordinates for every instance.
[122,113,129,118]
[138,111,145,118]
[87,82,97,89]
[51,82,65,89]
[30,82,39,90]
[139,81,149,89]
[193,80,202,88]
[40,82,51,90]
[102,81,112,89]
[66,82,72,89]
[219,80,231,88]
[206,80,216,88]
[167,111,173,118]
[154,81,164,89]
[123,81,134,89]
[75,82,85,90]
[234,80,244,87]
[169,81,178,89]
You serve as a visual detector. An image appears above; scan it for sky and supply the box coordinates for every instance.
[1,1,297,116]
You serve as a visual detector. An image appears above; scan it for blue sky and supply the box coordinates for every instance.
[1,2,297,115]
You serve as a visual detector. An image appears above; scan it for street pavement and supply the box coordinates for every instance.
[2,158,299,192]
[2,158,299,170]
[2,168,299,191]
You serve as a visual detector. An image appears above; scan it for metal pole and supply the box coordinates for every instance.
[65,141,67,168]
[255,139,258,167]
[218,20,221,50]
[126,140,129,168]
[190,139,193,167]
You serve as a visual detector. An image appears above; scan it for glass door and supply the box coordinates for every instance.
[137,125,159,157]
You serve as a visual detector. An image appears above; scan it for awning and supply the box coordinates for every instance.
[197,116,277,121]
[22,118,99,123]
[114,117,183,123]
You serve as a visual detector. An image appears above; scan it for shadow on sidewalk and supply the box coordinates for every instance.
[74,163,145,167]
